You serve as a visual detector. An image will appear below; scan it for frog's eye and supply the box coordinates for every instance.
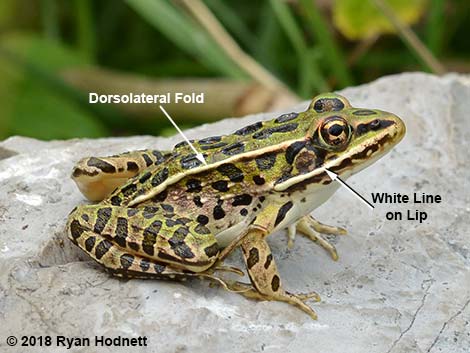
[319,116,351,148]
[308,94,352,113]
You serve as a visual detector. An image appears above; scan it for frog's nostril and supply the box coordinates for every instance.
[370,119,381,129]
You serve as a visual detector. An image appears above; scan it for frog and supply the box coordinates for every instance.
[66,93,405,319]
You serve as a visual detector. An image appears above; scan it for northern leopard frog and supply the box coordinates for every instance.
[67,93,405,319]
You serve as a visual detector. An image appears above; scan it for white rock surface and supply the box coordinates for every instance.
[0,73,469,353]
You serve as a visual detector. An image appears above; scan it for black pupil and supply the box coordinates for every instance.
[328,124,344,136]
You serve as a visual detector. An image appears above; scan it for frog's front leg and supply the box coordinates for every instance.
[238,228,320,319]
[72,149,170,201]
[292,215,347,261]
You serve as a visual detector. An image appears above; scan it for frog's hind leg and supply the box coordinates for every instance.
[72,149,170,201]
[67,204,221,278]
[295,215,347,261]
[238,229,320,319]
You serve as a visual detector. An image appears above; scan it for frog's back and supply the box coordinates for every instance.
[107,110,314,207]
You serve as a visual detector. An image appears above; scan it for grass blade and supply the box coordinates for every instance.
[299,0,353,87]
[125,0,245,79]
[269,0,328,94]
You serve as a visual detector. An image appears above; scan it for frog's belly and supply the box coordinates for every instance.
[214,183,340,248]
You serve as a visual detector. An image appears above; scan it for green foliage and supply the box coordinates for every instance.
[333,0,427,40]
[0,33,108,139]
[125,0,246,79]
[0,0,468,141]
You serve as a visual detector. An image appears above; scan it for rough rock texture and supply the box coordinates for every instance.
[1,73,469,353]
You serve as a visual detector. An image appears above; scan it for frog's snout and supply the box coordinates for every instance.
[384,113,406,144]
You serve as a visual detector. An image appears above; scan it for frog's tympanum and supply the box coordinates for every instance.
[67,93,405,319]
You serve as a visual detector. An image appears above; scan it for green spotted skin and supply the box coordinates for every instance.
[67,93,406,316]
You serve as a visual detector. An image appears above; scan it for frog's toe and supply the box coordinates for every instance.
[213,265,245,276]
[292,290,321,302]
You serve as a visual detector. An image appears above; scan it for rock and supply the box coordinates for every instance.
[0,73,469,353]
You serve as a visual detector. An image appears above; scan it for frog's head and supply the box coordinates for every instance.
[308,93,406,179]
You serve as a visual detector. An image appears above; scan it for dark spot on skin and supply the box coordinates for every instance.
[128,241,139,251]
[301,197,306,203]
[166,219,179,227]
[274,201,293,227]
[275,112,298,123]
[252,123,298,140]
[247,248,259,269]
[142,154,153,167]
[161,204,174,213]
[139,171,152,183]
[127,161,139,172]
[195,224,211,234]
[142,220,162,256]
[193,196,203,207]
[140,258,150,272]
[174,226,189,238]
[72,168,99,178]
[81,214,89,222]
[151,167,169,187]
[120,254,134,269]
[217,164,244,182]
[221,142,245,156]
[110,196,122,206]
[313,98,344,113]
[255,152,277,170]
[197,215,209,225]
[85,236,95,252]
[213,200,225,220]
[259,196,265,202]
[204,243,219,257]
[93,207,112,234]
[285,141,306,164]
[271,275,280,291]
[177,217,192,225]
[232,194,253,206]
[143,206,159,219]
[87,157,116,173]
[174,140,189,149]
[199,135,222,144]
[186,179,202,192]
[180,153,203,169]
[240,208,248,216]
[212,180,229,192]
[253,175,265,185]
[154,263,165,273]
[127,208,139,217]
[152,150,166,164]
[234,121,263,136]
[118,167,124,172]
[121,183,137,196]
[95,239,113,260]
[115,217,129,248]
[264,254,273,269]
[352,109,377,116]
[356,119,394,136]
[168,230,195,259]
[200,142,228,150]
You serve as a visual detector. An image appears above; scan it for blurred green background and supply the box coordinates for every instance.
[0,0,468,140]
